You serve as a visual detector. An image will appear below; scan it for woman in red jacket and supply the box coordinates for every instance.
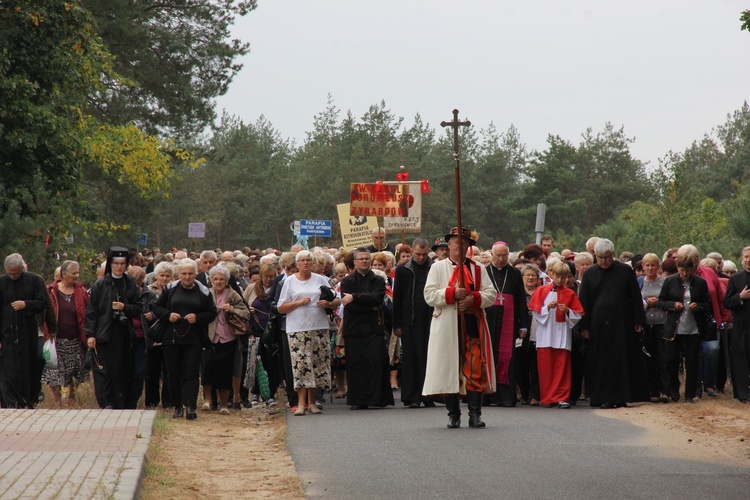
[42,260,89,408]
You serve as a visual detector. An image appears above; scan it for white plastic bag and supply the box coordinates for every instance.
[43,339,58,369]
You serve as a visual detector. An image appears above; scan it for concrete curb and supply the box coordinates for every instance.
[0,409,156,499]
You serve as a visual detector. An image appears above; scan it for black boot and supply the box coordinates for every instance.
[467,391,486,428]
[444,394,461,428]
[173,406,184,419]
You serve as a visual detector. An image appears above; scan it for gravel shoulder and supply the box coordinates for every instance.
[598,395,750,467]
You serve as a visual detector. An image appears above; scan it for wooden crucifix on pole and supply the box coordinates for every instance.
[440,109,471,287]
[441,109,471,357]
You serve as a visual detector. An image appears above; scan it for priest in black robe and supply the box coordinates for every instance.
[578,239,649,408]
[0,254,49,408]
[340,248,394,410]
[484,243,527,406]
[392,238,434,408]
[723,245,750,402]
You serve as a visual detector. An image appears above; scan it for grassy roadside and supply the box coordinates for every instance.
[140,410,176,497]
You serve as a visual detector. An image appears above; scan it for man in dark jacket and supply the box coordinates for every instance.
[365,227,393,254]
[393,238,434,407]
[196,250,217,288]
[341,248,394,410]
[85,247,142,409]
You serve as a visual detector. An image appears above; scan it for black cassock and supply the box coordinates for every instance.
[341,270,394,408]
[392,259,433,406]
[484,264,526,405]
[578,261,649,406]
[0,272,47,408]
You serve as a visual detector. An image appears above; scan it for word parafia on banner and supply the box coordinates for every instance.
[337,203,377,250]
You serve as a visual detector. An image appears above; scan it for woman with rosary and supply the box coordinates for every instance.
[151,258,217,420]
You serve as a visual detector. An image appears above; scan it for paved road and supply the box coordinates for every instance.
[0,409,154,499]
[287,394,748,499]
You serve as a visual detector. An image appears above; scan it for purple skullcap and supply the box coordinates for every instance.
[494,241,508,247]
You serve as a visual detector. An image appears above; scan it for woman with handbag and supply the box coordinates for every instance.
[277,251,340,415]
[144,261,174,409]
[42,260,89,408]
[245,263,279,408]
[678,245,726,399]
[658,252,710,403]
[151,258,217,420]
[202,265,250,414]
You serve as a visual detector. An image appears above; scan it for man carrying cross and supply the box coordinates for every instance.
[422,227,496,428]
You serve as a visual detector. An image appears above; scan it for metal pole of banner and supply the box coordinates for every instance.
[535,203,547,246]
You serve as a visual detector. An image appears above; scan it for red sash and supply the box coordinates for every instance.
[447,260,496,394]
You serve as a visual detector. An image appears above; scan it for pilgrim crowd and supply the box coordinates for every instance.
[1,227,749,429]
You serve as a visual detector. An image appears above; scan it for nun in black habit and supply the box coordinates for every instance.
[85,247,142,409]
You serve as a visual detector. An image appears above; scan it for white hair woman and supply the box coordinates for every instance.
[518,263,541,406]
[42,260,89,408]
[573,252,594,283]
[151,258,217,420]
[202,265,250,414]
[277,250,340,415]
[723,260,738,276]
[144,261,173,409]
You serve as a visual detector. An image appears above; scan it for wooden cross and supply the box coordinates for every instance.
[441,109,472,160]
[440,109,471,287]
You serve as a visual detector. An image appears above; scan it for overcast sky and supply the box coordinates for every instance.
[215,0,750,169]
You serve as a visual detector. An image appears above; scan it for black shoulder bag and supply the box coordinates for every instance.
[147,288,171,344]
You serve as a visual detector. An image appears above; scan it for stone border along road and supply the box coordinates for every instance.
[0,409,155,499]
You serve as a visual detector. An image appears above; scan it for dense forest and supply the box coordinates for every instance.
[2,1,750,276]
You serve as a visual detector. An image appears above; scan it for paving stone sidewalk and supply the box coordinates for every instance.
[0,409,155,499]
